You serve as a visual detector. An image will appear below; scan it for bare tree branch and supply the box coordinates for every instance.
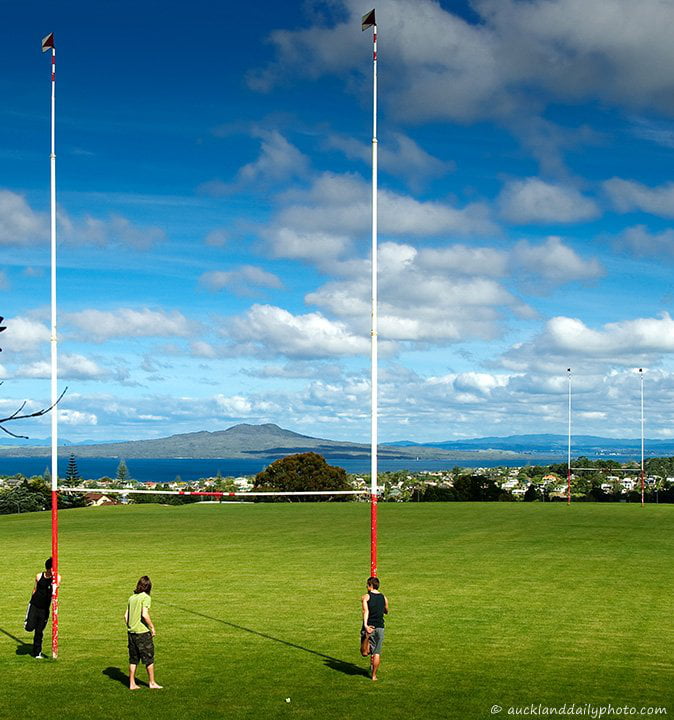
[0,387,68,440]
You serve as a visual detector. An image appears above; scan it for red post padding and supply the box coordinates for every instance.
[51,490,59,658]
[370,493,378,577]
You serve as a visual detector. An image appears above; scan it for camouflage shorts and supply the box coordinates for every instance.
[127,631,154,666]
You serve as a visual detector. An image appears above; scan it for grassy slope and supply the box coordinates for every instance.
[0,503,672,720]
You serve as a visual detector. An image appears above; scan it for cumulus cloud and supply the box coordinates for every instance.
[200,265,283,296]
[512,237,604,285]
[265,227,354,268]
[250,0,674,122]
[604,178,674,217]
[0,190,47,246]
[326,131,452,190]
[273,171,495,241]
[59,212,165,249]
[198,130,309,196]
[0,190,163,250]
[306,241,532,344]
[614,225,674,259]
[17,354,108,380]
[58,409,98,426]
[204,228,229,246]
[544,314,674,356]
[1,316,50,352]
[228,304,370,359]
[241,361,344,381]
[502,313,674,375]
[189,341,218,359]
[416,245,508,277]
[499,178,600,223]
[67,308,192,342]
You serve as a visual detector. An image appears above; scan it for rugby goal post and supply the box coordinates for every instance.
[50,485,369,658]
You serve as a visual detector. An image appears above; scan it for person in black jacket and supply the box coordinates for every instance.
[361,576,389,681]
[24,557,60,659]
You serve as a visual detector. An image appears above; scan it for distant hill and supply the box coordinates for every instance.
[389,433,674,457]
[0,423,523,461]
[1,426,668,462]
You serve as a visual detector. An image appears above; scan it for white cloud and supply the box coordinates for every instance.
[503,313,674,373]
[251,0,674,122]
[604,178,674,217]
[200,265,283,295]
[214,394,253,415]
[189,341,218,359]
[326,131,452,190]
[0,190,47,246]
[17,354,107,380]
[615,225,674,259]
[416,246,508,277]
[512,237,604,284]
[275,172,495,238]
[265,227,353,268]
[306,241,531,344]
[1,316,50,352]
[229,304,370,359]
[58,409,98,426]
[59,212,165,249]
[499,178,599,223]
[545,314,674,356]
[238,130,309,184]
[67,308,191,342]
[199,130,309,195]
[204,228,229,246]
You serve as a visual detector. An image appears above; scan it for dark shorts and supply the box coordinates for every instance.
[361,626,385,655]
[25,604,49,633]
[127,631,154,666]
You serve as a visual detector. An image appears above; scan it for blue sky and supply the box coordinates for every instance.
[4,0,674,444]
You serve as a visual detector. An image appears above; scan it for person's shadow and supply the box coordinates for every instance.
[0,627,34,656]
[102,667,148,688]
[156,602,370,678]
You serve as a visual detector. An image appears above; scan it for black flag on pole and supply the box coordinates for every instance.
[41,33,54,52]
[361,9,376,30]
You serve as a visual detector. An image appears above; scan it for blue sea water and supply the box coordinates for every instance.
[0,455,571,483]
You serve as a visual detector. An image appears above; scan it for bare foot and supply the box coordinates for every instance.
[149,683,163,689]
[371,676,378,682]
[129,684,140,691]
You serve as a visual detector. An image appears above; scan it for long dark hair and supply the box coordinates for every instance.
[134,576,152,594]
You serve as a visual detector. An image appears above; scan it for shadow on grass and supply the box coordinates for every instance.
[157,602,369,678]
[103,666,148,688]
[0,626,34,656]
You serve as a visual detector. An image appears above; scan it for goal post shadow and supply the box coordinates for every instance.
[155,600,369,678]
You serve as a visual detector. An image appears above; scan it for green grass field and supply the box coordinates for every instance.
[0,502,672,720]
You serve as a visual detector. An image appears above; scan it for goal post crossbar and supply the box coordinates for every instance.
[58,487,368,497]
[571,467,646,473]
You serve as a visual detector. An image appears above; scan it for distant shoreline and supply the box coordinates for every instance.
[0,453,650,484]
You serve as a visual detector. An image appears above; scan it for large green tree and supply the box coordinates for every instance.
[253,452,350,501]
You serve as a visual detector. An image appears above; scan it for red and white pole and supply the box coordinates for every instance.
[368,16,379,578]
[567,368,571,505]
[43,33,59,659]
[640,368,644,507]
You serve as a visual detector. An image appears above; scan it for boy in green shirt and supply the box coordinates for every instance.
[124,576,162,690]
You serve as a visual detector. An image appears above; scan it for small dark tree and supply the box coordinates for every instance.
[254,452,350,502]
[65,453,80,486]
[524,484,539,502]
[116,459,130,483]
